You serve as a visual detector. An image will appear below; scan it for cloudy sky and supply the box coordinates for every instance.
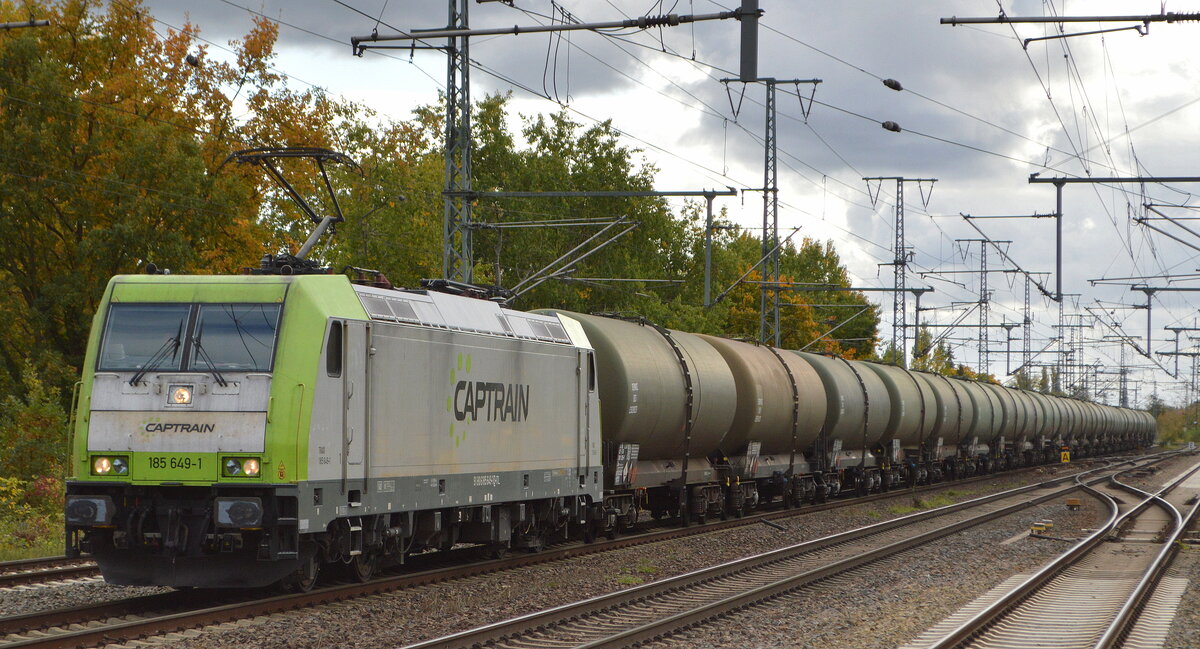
[135,0,1200,406]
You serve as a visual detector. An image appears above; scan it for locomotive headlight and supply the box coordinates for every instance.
[222,457,262,478]
[168,384,193,405]
[92,457,112,475]
[91,456,130,476]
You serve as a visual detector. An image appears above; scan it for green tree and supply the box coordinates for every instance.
[911,327,955,374]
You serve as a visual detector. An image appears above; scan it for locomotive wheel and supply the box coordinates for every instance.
[282,554,321,593]
[347,553,377,583]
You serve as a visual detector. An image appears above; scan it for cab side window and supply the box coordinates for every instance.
[326,322,343,377]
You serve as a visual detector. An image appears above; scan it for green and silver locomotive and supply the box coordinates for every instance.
[65,273,602,588]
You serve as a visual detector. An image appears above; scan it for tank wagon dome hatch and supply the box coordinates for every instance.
[531,310,736,488]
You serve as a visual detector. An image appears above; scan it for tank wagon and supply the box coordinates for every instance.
[65,274,1156,590]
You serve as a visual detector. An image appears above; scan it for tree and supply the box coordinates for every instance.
[911,327,955,375]
[0,362,68,479]
[320,107,445,286]
[1154,402,1200,444]
[1147,392,1167,417]
[0,1,344,398]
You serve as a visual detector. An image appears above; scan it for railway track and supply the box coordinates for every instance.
[0,457,1130,649]
[901,457,1200,649]
[0,558,97,589]
[403,454,1175,649]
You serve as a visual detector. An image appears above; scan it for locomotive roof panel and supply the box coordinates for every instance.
[108,274,291,303]
[352,285,578,346]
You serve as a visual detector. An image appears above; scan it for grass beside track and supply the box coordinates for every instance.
[0,518,63,562]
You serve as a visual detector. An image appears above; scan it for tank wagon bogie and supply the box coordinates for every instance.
[65,274,1157,590]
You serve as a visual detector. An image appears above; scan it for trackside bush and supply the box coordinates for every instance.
[0,362,69,558]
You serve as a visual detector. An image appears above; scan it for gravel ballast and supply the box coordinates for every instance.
[650,496,1105,649]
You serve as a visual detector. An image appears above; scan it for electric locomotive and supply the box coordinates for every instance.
[65,270,602,588]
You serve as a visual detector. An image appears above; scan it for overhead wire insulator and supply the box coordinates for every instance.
[882,121,902,133]
[882,78,903,91]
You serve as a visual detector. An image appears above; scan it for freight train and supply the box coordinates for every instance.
[64,270,1155,590]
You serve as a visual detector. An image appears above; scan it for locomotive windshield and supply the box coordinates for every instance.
[98,303,282,373]
[189,304,282,371]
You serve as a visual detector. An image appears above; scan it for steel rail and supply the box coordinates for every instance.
[1092,464,1200,649]
[0,557,98,589]
[921,456,1198,649]
[0,557,69,571]
[0,565,98,589]
[403,457,1158,649]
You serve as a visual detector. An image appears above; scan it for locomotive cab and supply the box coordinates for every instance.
[64,275,336,588]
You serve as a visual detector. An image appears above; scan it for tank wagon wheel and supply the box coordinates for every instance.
[487,543,509,560]
[281,552,321,593]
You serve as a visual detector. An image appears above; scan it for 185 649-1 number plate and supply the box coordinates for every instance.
[139,454,208,479]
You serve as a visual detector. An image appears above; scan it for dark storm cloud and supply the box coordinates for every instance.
[140,1,709,94]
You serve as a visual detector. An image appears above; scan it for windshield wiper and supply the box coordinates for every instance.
[128,323,183,386]
[191,325,229,387]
